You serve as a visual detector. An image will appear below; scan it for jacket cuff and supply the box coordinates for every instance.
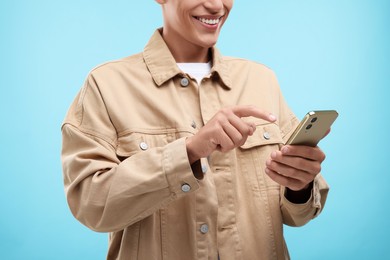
[281,175,325,226]
[162,137,200,197]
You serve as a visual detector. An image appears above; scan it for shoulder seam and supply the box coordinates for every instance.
[89,52,144,73]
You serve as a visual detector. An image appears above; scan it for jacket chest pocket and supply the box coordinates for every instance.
[238,123,284,189]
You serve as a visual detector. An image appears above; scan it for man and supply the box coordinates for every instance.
[61,0,329,259]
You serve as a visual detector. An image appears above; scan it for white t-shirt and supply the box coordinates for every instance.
[177,62,212,85]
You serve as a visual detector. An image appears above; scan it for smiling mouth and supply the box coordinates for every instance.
[194,16,224,25]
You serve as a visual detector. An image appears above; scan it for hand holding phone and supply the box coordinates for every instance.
[286,110,338,147]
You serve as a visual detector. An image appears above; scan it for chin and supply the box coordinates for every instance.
[202,42,217,48]
[198,37,219,48]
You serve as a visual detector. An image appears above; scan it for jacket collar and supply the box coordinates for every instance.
[143,29,231,89]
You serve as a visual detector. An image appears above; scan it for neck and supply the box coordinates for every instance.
[161,29,210,63]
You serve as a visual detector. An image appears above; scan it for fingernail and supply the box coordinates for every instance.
[281,146,289,154]
[271,151,277,159]
[269,114,277,121]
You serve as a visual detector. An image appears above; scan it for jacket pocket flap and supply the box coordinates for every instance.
[240,123,283,149]
[116,132,171,157]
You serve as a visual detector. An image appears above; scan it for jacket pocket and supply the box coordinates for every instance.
[238,123,284,190]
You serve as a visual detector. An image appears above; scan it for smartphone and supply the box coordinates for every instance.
[286,110,338,147]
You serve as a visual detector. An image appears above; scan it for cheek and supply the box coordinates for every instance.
[224,0,234,11]
[177,10,192,28]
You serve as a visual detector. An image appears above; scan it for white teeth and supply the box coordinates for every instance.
[197,17,220,25]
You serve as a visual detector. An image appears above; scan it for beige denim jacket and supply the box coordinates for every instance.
[61,29,329,260]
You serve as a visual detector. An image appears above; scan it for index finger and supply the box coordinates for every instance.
[232,105,277,122]
[281,145,326,162]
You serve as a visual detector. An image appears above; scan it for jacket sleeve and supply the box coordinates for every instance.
[61,75,200,233]
[268,70,330,227]
[280,174,329,227]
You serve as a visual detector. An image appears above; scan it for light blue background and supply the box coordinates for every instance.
[0,1,389,259]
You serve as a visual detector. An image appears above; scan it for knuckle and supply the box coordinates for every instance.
[298,183,307,191]
[303,176,312,186]
[211,123,222,134]
[283,167,295,177]
[290,181,305,191]
[225,143,235,151]
[247,105,256,111]
[289,184,299,191]
[220,107,232,116]
[236,137,245,147]
[246,124,254,135]
[220,140,235,152]
[268,160,278,170]
[308,162,321,174]
[235,131,244,141]
[215,113,225,123]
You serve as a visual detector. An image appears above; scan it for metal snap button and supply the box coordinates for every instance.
[139,142,148,151]
[200,224,209,234]
[180,77,190,87]
[263,132,271,140]
[181,183,191,193]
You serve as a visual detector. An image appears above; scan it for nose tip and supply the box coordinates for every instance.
[204,0,224,12]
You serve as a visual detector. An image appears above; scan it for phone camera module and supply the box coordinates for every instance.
[306,124,313,130]
[311,117,318,123]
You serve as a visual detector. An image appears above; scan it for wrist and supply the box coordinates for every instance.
[185,137,200,164]
[285,182,313,204]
